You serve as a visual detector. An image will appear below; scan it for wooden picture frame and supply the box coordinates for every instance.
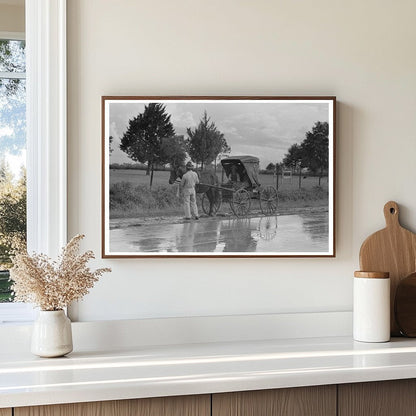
[102,96,336,258]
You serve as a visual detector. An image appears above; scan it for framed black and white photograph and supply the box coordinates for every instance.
[102,96,336,258]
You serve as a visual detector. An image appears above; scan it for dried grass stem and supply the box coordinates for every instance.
[10,234,111,310]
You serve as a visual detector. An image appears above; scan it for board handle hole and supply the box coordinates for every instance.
[390,207,396,214]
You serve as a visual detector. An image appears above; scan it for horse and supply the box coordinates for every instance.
[169,165,220,216]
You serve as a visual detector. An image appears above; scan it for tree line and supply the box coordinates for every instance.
[116,103,329,189]
[118,104,230,187]
[282,121,329,188]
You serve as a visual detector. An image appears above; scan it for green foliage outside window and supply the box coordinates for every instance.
[0,38,27,302]
[0,164,26,302]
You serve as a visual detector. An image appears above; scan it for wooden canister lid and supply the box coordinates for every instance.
[354,271,389,279]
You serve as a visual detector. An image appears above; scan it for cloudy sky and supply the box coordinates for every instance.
[108,100,330,169]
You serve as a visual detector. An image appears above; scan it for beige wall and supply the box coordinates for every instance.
[0,4,24,33]
[67,0,416,321]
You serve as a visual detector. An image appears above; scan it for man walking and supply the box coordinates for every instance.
[181,161,199,220]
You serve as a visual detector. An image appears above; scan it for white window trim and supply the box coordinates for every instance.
[0,0,67,324]
[0,32,26,80]
[26,0,67,257]
[0,72,25,79]
[0,31,25,40]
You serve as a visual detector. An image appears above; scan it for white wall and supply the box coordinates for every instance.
[67,0,416,322]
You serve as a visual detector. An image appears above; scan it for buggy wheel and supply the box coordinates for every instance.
[201,192,222,216]
[260,186,278,215]
[230,189,251,217]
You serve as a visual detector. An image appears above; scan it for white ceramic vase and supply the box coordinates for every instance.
[31,310,73,357]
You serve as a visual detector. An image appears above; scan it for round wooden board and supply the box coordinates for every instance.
[359,201,416,335]
[395,272,416,337]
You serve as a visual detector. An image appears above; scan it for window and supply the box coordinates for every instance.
[0,32,35,323]
[0,35,26,302]
[0,1,67,324]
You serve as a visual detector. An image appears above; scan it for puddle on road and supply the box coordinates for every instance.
[110,211,329,254]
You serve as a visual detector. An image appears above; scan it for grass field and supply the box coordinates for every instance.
[110,169,329,191]
[109,169,329,219]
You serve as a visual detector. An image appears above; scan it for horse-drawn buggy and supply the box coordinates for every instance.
[198,155,278,217]
[170,155,278,217]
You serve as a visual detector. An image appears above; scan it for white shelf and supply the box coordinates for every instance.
[2,336,416,408]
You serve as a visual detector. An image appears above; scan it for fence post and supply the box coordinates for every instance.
[275,163,279,191]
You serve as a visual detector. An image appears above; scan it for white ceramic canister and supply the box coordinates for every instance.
[353,271,390,343]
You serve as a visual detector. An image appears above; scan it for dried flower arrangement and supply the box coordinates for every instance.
[10,234,111,311]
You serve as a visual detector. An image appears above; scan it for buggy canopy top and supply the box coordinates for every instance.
[221,155,260,187]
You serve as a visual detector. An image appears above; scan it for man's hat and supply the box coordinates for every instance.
[186,161,194,169]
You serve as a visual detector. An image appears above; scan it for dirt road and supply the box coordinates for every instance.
[109,210,329,254]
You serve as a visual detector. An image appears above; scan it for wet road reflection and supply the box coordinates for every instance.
[110,211,328,253]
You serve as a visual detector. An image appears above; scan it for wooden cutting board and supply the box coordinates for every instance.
[359,201,416,336]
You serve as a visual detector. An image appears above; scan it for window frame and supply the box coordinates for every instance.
[0,0,67,323]
[0,31,25,78]
[26,0,67,258]
[0,31,31,320]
